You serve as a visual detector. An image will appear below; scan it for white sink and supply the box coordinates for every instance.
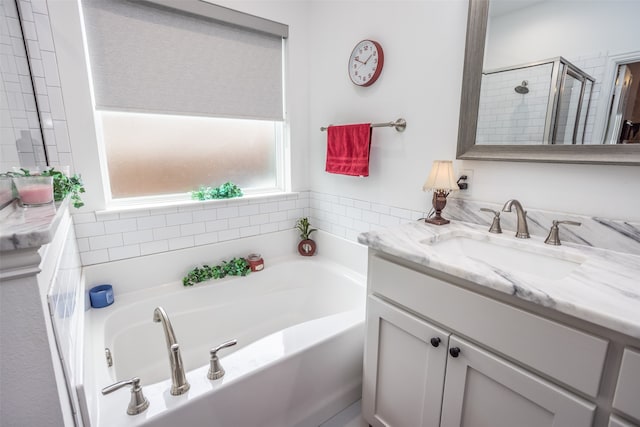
[424,234,585,280]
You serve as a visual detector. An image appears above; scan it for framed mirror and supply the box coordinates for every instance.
[457,0,640,165]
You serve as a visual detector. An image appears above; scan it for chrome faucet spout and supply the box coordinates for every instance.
[153,306,190,395]
[502,199,530,239]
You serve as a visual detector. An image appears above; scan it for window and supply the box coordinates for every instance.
[81,0,288,200]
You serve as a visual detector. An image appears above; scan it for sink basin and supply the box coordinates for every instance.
[424,235,584,280]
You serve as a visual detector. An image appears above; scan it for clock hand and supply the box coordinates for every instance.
[354,58,365,64]
[363,54,373,65]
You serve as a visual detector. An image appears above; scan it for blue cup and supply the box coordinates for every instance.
[89,284,114,308]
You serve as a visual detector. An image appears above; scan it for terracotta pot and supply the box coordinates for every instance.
[297,239,316,256]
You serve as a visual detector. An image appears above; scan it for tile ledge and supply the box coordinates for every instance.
[93,191,302,217]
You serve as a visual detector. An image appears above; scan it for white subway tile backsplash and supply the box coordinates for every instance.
[74,222,105,238]
[259,223,278,234]
[269,211,287,223]
[228,216,250,229]
[168,236,194,250]
[250,213,270,225]
[140,240,169,256]
[192,209,217,223]
[217,206,239,219]
[152,224,183,240]
[205,219,229,232]
[194,232,218,246]
[238,204,260,216]
[122,229,154,245]
[72,212,96,224]
[371,203,390,214]
[218,228,240,242]
[80,249,109,265]
[88,233,123,250]
[259,202,279,214]
[137,215,166,230]
[104,218,138,234]
[165,212,192,226]
[74,193,311,264]
[239,225,259,238]
[180,222,205,236]
[109,244,141,261]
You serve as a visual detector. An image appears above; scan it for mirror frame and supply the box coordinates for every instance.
[456,0,640,165]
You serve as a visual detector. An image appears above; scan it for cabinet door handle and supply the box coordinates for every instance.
[430,337,441,348]
[449,347,461,358]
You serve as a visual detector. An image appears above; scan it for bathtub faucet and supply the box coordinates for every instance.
[153,306,190,395]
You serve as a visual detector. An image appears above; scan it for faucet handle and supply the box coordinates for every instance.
[480,208,502,234]
[102,377,150,415]
[208,339,238,380]
[544,220,581,246]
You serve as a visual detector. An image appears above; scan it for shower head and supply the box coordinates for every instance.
[515,80,529,94]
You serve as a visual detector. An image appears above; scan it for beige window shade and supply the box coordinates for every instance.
[81,0,286,120]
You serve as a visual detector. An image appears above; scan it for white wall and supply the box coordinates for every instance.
[307,0,640,222]
[48,0,640,231]
[308,0,468,212]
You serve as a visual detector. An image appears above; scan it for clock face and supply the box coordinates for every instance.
[348,40,384,87]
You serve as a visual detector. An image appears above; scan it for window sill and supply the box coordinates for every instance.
[94,191,303,218]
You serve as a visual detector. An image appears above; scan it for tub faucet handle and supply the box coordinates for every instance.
[480,208,502,234]
[544,220,581,245]
[101,377,150,416]
[208,339,238,380]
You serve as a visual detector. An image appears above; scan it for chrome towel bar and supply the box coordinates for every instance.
[320,118,406,132]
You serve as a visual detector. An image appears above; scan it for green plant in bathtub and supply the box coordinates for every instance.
[190,181,243,201]
[183,256,250,286]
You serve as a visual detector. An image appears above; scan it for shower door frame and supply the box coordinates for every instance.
[550,58,595,145]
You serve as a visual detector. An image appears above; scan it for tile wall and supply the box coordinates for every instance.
[0,0,73,171]
[476,53,607,146]
[74,192,310,265]
[309,191,640,256]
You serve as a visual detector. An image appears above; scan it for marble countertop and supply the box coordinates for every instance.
[0,197,69,251]
[358,220,640,339]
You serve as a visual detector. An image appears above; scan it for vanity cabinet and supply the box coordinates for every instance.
[362,255,611,427]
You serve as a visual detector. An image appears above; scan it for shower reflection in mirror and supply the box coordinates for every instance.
[477,57,595,145]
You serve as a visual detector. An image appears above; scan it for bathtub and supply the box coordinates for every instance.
[79,255,366,427]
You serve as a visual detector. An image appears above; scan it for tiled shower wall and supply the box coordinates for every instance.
[0,0,74,171]
[476,53,607,146]
[0,0,46,170]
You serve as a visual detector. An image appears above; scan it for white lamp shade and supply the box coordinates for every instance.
[422,160,458,192]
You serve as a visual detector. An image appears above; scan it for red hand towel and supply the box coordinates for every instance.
[325,123,372,177]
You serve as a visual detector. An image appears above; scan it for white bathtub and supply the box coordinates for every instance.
[79,255,366,427]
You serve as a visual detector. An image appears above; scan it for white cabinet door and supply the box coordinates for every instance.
[613,347,640,423]
[440,336,595,427]
[362,296,449,427]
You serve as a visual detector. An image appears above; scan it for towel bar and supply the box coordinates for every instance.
[320,118,406,132]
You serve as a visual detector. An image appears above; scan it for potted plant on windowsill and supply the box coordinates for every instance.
[296,217,317,256]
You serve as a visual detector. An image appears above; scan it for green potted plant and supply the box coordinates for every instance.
[295,217,317,256]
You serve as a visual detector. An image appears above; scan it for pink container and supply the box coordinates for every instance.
[13,176,54,206]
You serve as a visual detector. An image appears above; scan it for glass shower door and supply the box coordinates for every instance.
[553,68,589,145]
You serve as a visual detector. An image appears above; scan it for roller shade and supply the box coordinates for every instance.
[81,0,286,120]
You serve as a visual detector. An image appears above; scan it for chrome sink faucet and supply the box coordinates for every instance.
[502,199,530,238]
[153,306,190,395]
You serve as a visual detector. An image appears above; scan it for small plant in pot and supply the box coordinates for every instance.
[296,217,317,256]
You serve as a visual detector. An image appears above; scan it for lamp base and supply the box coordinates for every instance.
[425,216,450,225]
[425,191,451,226]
